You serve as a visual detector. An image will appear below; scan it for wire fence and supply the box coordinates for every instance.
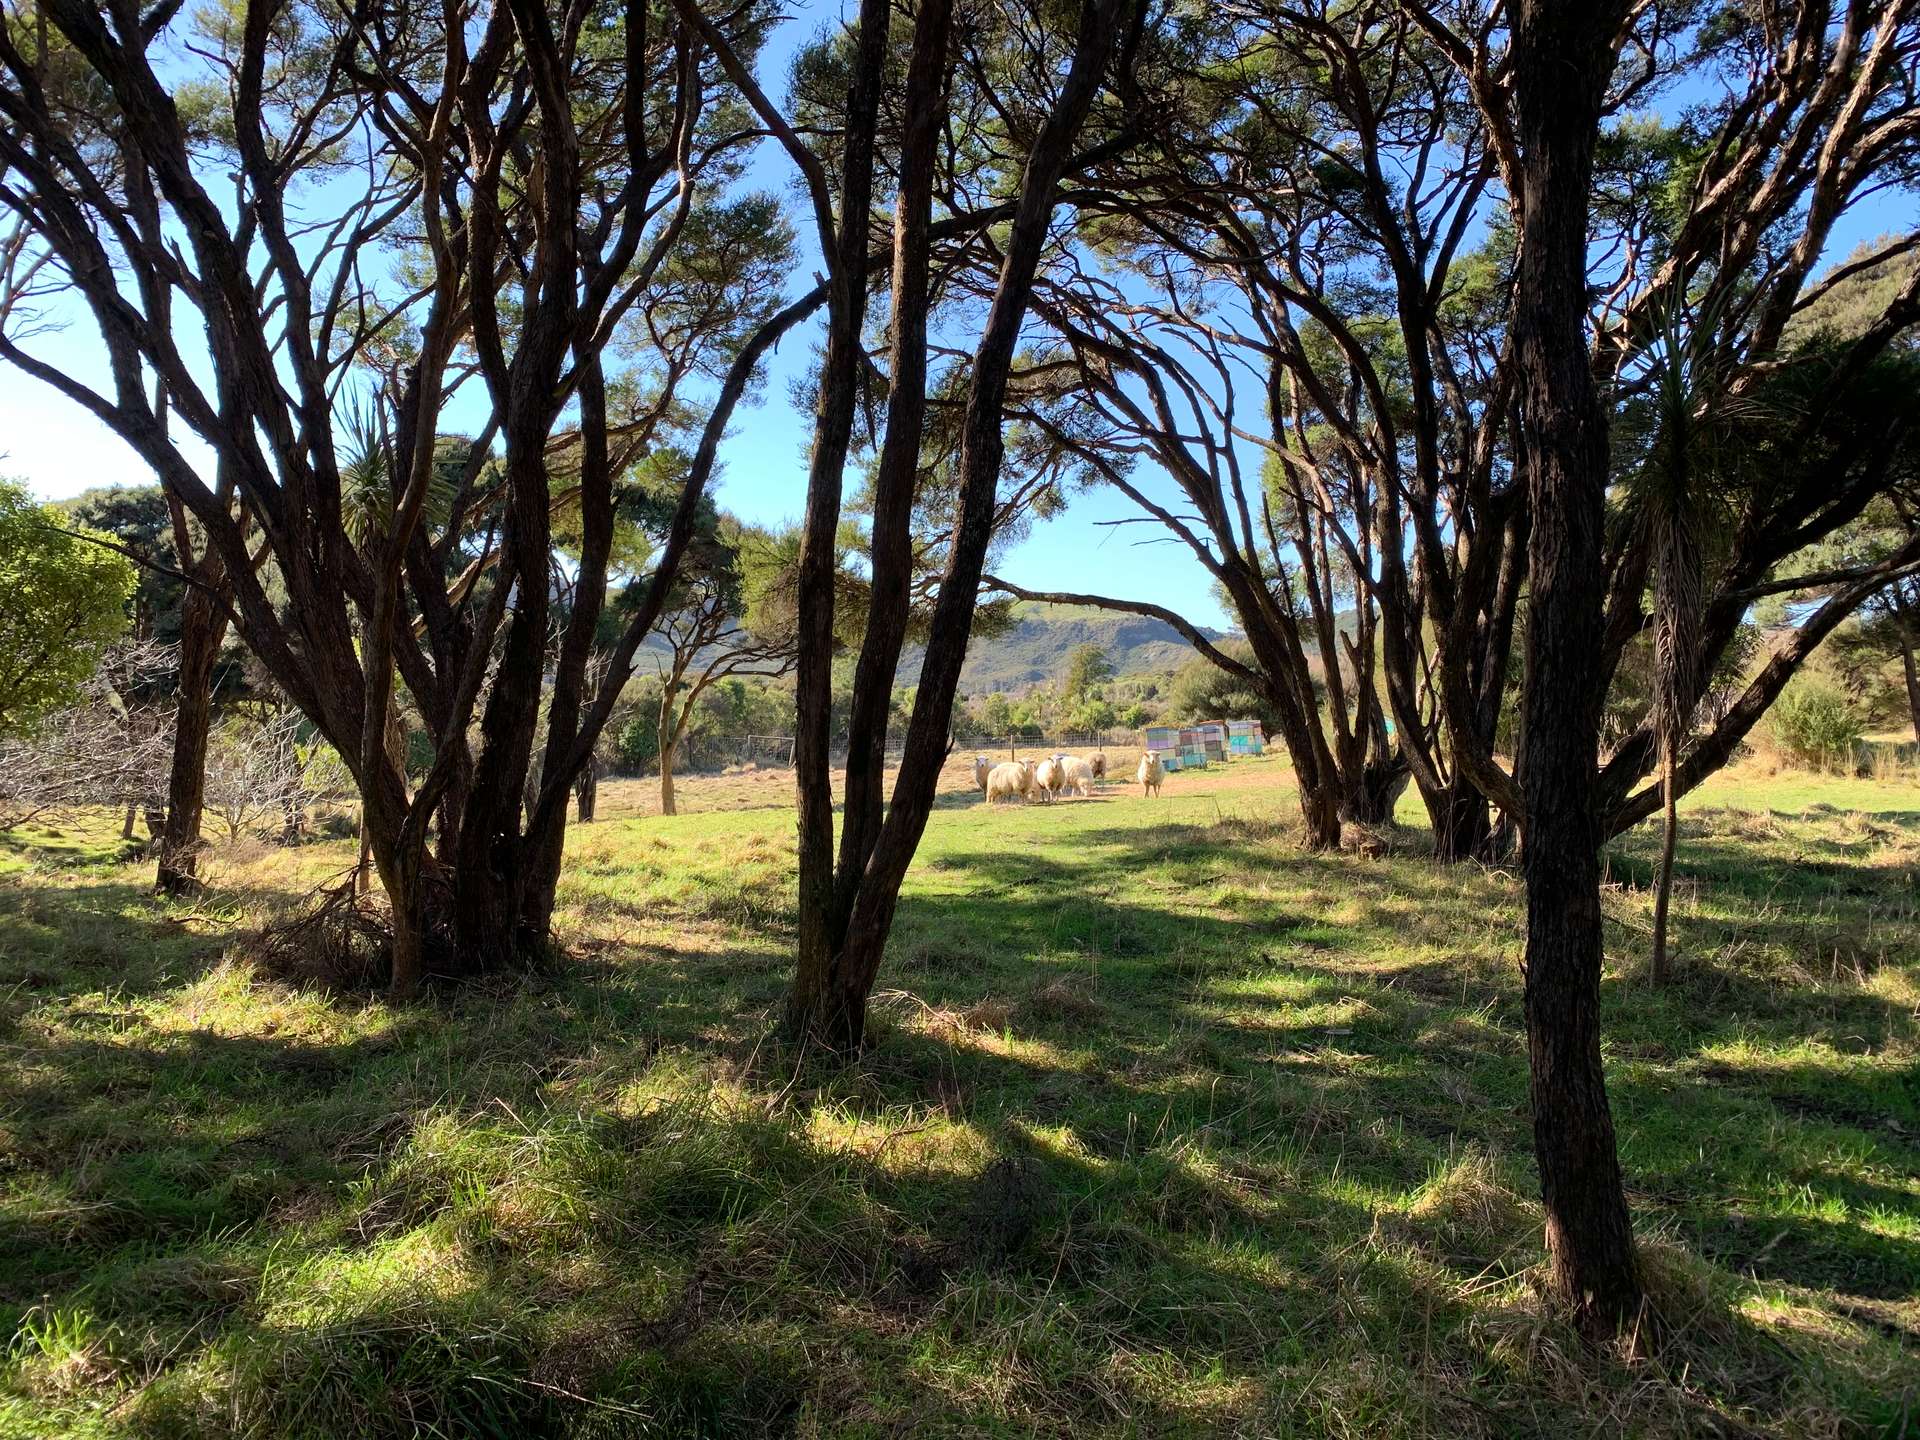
[634,729,1134,777]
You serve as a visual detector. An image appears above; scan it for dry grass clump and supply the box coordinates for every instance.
[1408,1147,1535,1270]
[1025,973,1102,1024]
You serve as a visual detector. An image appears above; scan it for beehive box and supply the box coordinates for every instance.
[1227,718,1265,755]
[1177,728,1208,769]
[1197,721,1228,762]
[1145,725,1183,771]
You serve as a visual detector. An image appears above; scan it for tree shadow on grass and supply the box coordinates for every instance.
[2,820,1913,1435]
[0,873,233,1007]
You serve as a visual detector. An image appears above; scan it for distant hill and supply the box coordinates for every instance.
[902,601,1229,694]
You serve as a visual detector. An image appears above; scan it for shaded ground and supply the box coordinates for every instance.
[0,757,1915,1437]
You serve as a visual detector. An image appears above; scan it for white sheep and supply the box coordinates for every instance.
[972,754,992,793]
[1136,752,1164,797]
[1031,756,1066,802]
[1057,755,1096,797]
[985,760,1033,805]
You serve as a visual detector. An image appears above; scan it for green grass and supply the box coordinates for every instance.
[1,757,1916,1437]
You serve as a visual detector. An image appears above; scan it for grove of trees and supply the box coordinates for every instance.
[3,0,1918,1344]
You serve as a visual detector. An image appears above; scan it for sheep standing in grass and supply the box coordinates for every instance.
[986,760,1033,805]
[1031,756,1065,802]
[1137,752,1164,797]
[1058,755,1095,797]
[973,754,992,793]
[1088,750,1107,779]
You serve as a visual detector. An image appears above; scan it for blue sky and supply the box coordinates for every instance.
[0,1,1234,628]
[5,5,1912,637]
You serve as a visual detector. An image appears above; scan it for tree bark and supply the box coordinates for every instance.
[370,824,424,998]
[1423,778,1494,863]
[1510,0,1642,1339]
[356,822,373,896]
[1650,769,1678,984]
[575,765,597,823]
[1345,756,1409,827]
[156,576,228,894]
[834,0,955,918]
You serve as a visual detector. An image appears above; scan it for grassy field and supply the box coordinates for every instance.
[1,752,1916,1437]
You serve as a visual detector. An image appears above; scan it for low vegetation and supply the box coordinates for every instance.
[3,755,1914,1437]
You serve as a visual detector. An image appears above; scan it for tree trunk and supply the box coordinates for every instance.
[447,374,564,972]
[356,820,373,896]
[1345,758,1409,827]
[370,829,424,999]
[575,765,597,823]
[659,686,680,817]
[1423,778,1494,863]
[1900,621,1920,747]
[122,804,139,842]
[1298,778,1344,850]
[784,0,1128,1050]
[435,766,467,870]
[1650,762,1678,984]
[834,0,954,914]
[156,581,227,894]
[787,0,896,1034]
[1510,0,1641,1339]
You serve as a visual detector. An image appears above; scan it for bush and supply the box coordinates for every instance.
[615,712,659,773]
[1165,644,1290,733]
[1770,673,1864,771]
[1066,697,1117,733]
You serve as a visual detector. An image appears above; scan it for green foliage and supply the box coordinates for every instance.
[1062,642,1114,700]
[1066,696,1117,733]
[0,478,135,736]
[616,705,661,772]
[974,693,1010,737]
[1769,674,1864,771]
[61,484,184,642]
[1165,644,1283,732]
[1787,234,1920,346]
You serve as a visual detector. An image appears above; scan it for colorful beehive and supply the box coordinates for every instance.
[1196,721,1229,763]
[1176,727,1208,769]
[1227,718,1265,755]
[1144,724,1182,772]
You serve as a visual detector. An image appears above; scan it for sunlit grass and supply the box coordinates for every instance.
[1,755,1916,1436]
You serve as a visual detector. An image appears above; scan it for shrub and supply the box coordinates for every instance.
[1770,673,1863,771]
[616,712,660,773]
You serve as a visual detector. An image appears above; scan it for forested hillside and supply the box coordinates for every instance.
[903,602,1229,693]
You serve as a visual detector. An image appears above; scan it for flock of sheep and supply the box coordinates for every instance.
[971,749,1165,804]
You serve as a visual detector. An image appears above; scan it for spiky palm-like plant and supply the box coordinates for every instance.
[1626,284,1736,985]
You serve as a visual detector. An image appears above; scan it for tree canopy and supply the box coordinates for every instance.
[0,477,135,737]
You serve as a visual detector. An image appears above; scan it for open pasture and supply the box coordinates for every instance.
[1,755,1916,1437]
